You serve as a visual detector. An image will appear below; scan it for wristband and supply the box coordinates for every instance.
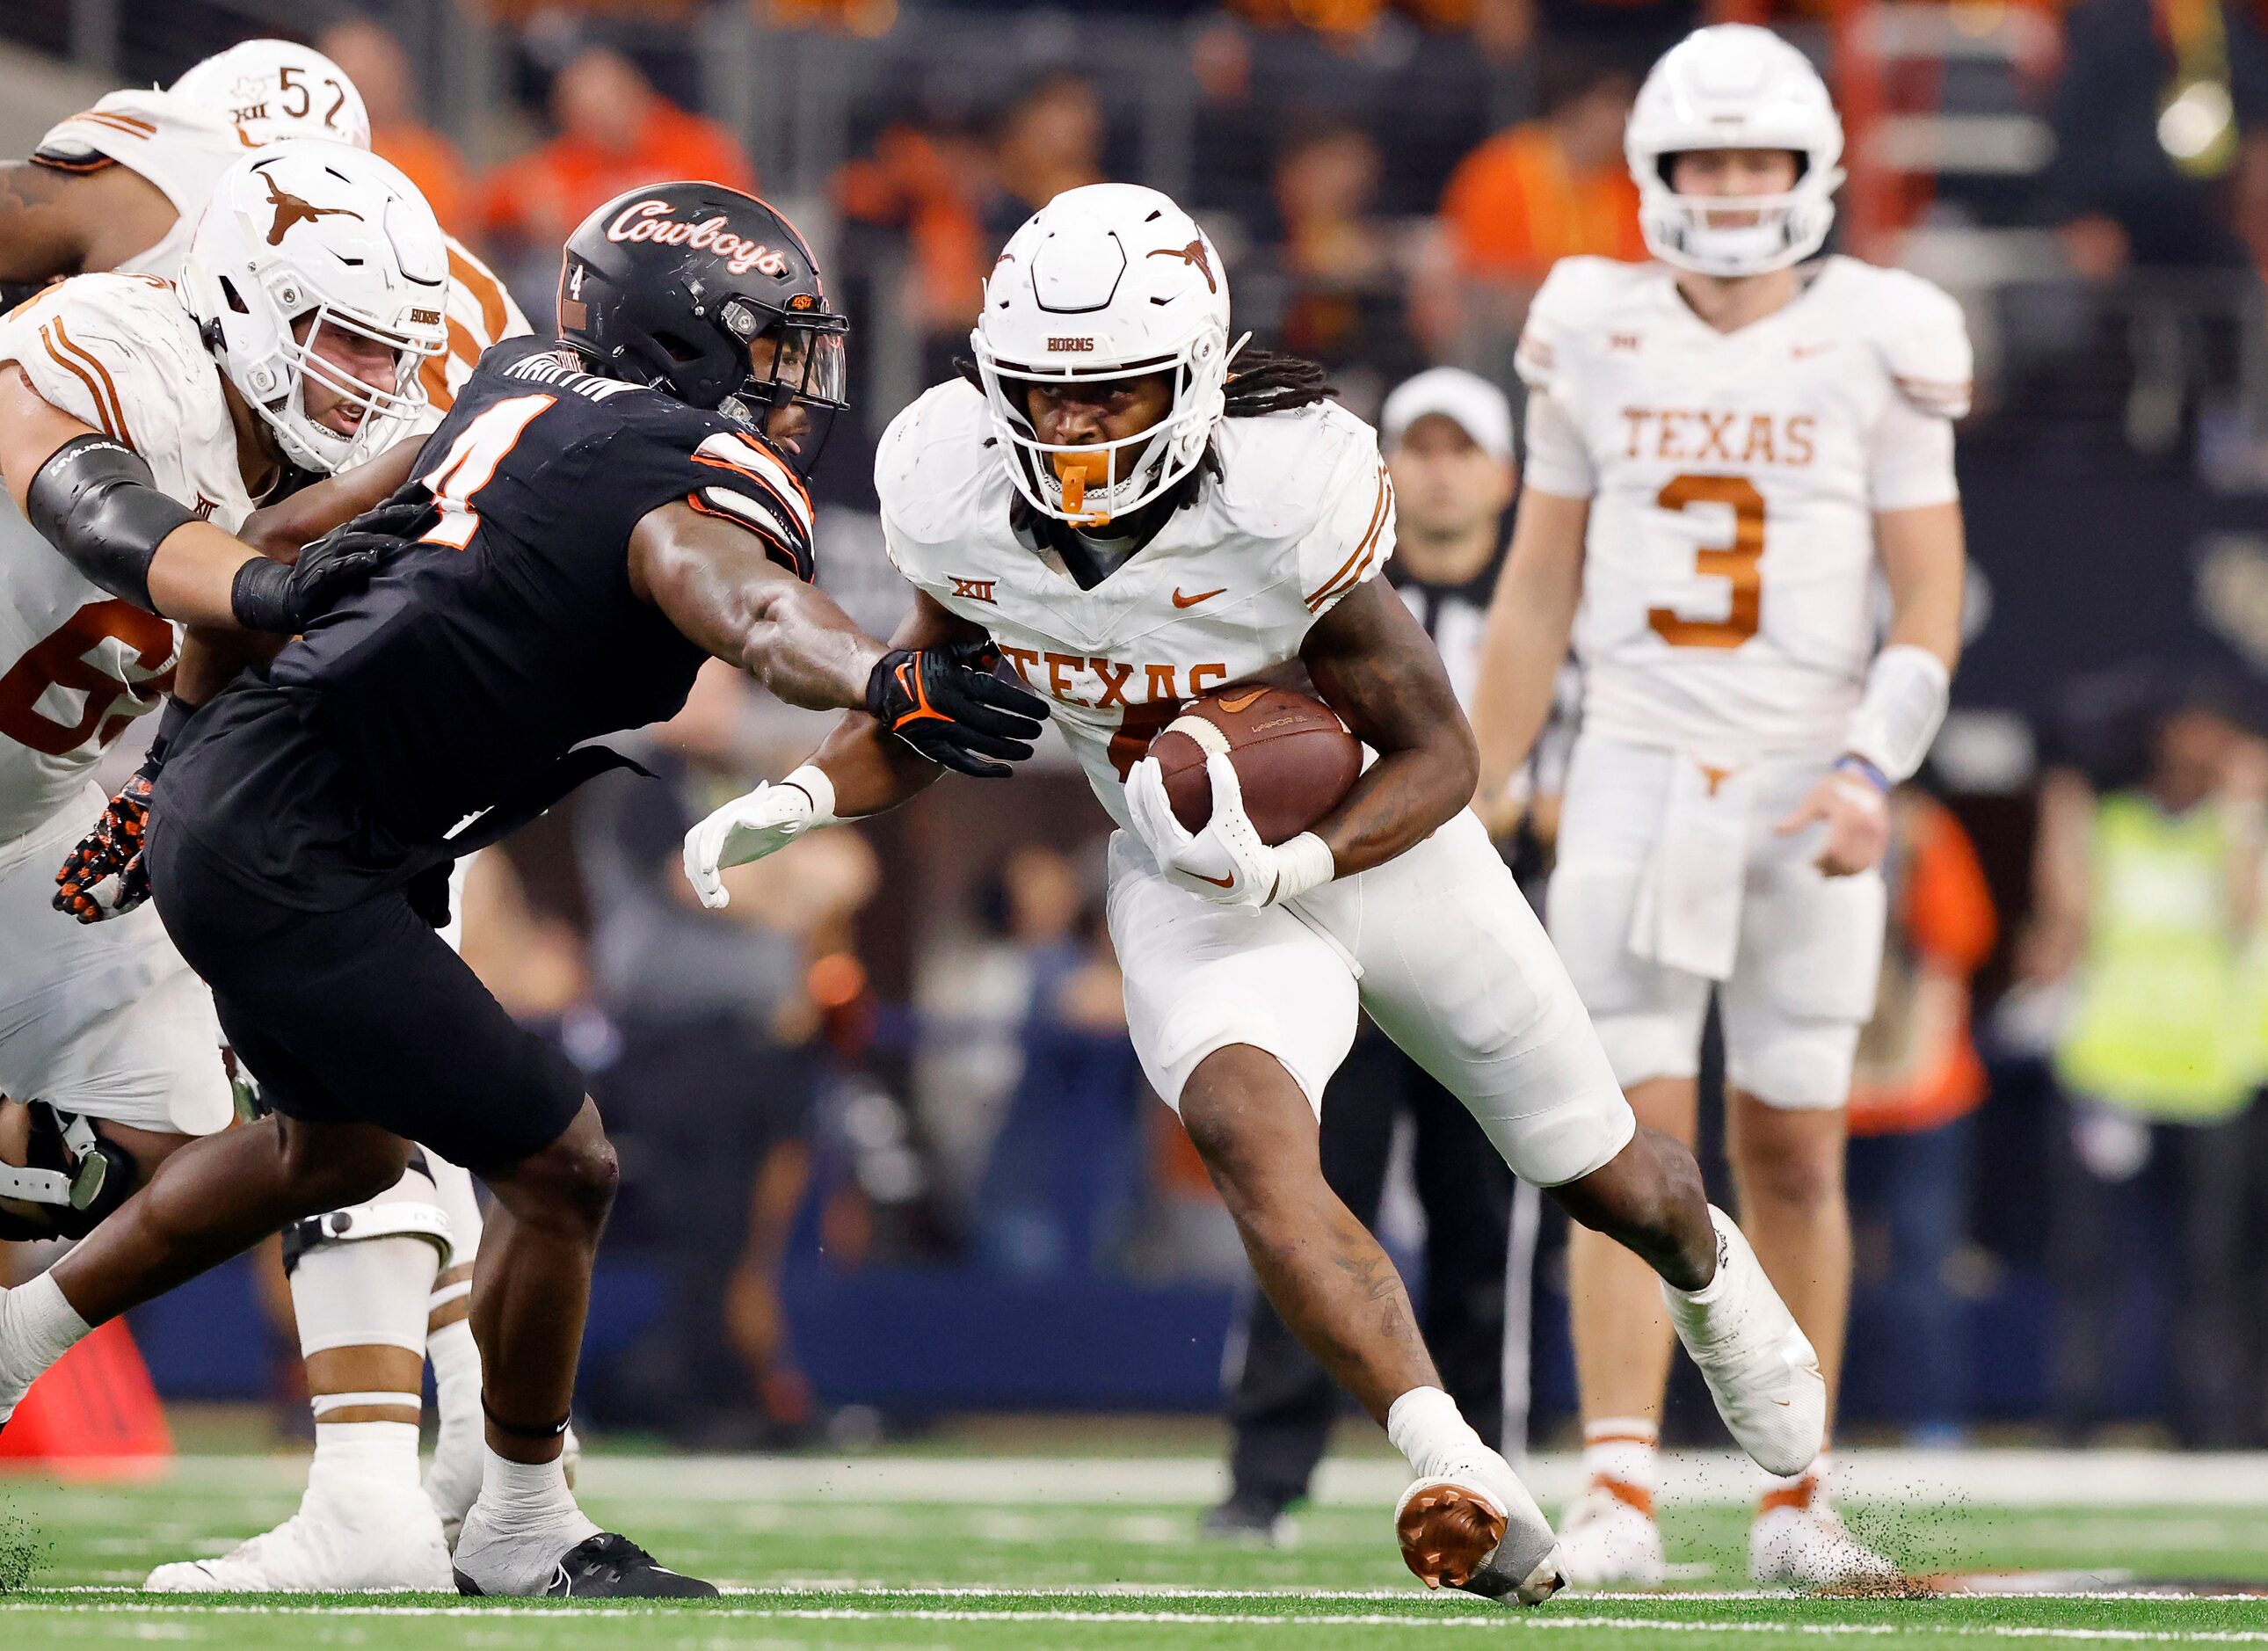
[1270,832,1336,905]
[229,556,297,634]
[779,763,840,828]
[1834,753,1891,796]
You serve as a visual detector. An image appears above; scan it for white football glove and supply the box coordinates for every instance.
[682,765,838,910]
[1124,743,1334,911]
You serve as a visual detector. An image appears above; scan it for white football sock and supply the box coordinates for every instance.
[305,1420,423,1502]
[1581,1417,1661,1501]
[0,1273,92,1420]
[1385,1386,1486,1480]
[454,1445,601,1595]
[425,1318,485,1523]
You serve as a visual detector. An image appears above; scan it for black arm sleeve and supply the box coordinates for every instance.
[25,433,198,613]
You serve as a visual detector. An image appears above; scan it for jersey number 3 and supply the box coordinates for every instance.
[1648,474,1764,650]
[419,395,556,549]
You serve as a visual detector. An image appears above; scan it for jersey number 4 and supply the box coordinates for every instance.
[418,394,556,549]
[1648,474,1764,651]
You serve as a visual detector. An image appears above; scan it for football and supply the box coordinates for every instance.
[1146,682,1361,846]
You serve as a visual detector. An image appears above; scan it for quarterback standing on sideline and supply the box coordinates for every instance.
[1472,24,1970,1586]
[686,180,1830,1606]
[0,39,533,1590]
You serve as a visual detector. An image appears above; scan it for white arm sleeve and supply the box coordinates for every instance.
[1521,390,1594,498]
[1868,391,1959,513]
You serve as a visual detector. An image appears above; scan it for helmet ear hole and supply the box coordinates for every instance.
[652,331,704,365]
[219,276,251,316]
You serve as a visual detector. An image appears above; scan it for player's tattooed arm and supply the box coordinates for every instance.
[1298,578,1479,879]
[0,161,92,285]
[0,160,175,287]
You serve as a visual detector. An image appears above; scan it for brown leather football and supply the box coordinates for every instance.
[1147,682,1361,846]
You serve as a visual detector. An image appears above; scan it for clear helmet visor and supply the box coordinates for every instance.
[722,302,851,474]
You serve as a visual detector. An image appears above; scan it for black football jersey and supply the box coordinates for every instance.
[265,336,816,844]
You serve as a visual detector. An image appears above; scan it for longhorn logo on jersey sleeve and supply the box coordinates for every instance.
[260,171,363,244]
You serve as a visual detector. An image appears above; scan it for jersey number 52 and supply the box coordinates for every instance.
[1648,473,1763,651]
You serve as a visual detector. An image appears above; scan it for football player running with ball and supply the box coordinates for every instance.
[1471,25,1970,1587]
[685,182,1825,1604]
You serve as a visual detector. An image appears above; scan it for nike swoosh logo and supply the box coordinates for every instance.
[1193,871,1236,888]
[1173,586,1227,608]
[1792,341,1834,359]
[1217,687,1266,713]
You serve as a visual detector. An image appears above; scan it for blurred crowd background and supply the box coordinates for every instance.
[8,0,2268,1455]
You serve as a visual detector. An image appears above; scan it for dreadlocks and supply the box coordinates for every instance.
[1221,345,1335,418]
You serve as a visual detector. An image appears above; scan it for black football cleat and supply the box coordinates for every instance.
[454,1532,718,1599]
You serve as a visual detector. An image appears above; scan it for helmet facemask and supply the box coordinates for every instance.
[971,331,1229,529]
[1638,149,1842,278]
[716,297,851,476]
[258,298,442,473]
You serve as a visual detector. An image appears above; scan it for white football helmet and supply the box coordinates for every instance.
[1625,25,1844,277]
[180,141,447,473]
[171,39,371,149]
[970,183,1232,527]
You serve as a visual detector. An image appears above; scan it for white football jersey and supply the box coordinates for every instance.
[1517,254,1969,765]
[0,274,255,849]
[34,88,527,413]
[878,381,1394,833]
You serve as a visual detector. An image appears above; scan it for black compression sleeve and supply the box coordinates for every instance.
[24,434,197,613]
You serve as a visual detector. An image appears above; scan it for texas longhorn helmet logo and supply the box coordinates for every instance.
[259,170,362,246]
[1146,240,1218,295]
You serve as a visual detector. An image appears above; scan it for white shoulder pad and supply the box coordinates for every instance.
[0,274,212,454]
[1851,262,1973,420]
[35,89,241,220]
[873,378,1007,584]
[1515,256,1648,396]
[1210,404,1392,618]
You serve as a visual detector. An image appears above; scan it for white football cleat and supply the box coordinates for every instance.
[1554,1482,1668,1588]
[1751,1484,1901,1588]
[146,1480,452,1592]
[1661,1207,1827,1478]
[1394,1447,1565,1606]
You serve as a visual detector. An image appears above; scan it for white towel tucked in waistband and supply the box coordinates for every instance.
[1626,756,1751,982]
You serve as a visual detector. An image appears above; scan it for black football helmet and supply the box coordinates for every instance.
[556,181,848,466]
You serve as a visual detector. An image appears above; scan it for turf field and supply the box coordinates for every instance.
[2,1450,2264,1647]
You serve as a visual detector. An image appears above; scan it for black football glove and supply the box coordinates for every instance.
[53,698,193,923]
[229,486,440,635]
[865,639,1049,779]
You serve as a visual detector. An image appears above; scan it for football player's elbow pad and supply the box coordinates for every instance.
[1844,644,1950,783]
[25,434,197,613]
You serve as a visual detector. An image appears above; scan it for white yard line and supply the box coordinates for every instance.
[1,1600,2266,1641]
[43,1451,2268,1510]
